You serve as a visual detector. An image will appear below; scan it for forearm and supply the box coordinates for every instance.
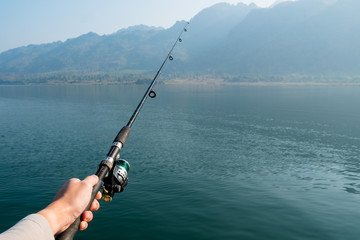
[0,175,100,239]
[0,214,54,240]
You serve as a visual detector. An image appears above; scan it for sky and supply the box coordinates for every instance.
[0,0,287,53]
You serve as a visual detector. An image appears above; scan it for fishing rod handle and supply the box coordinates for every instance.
[55,165,109,240]
[56,126,130,240]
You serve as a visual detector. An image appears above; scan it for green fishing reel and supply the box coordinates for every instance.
[102,159,130,202]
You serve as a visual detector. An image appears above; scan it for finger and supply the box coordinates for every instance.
[89,199,100,211]
[79,221,88,231]
[82,211,93,222]
[82,175,99,187]
[95,191,102,200]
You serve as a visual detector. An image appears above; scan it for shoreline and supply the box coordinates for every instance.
[164,78,360,86]
[2,78,360,87]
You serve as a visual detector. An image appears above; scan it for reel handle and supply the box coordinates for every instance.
[55,165,109,240]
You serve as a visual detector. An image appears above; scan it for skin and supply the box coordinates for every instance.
[38,175,101,235]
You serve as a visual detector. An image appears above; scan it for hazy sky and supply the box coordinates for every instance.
[0,0,287,53]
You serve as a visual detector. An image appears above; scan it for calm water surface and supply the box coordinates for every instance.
[1,84,360,239]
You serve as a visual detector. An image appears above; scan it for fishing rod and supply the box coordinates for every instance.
[56,21,189,240]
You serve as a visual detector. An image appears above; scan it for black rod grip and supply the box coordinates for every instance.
[55,165,109,240]
[114,126,131,145]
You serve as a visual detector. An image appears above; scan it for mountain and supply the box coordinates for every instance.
[0,26,164,74]
[0,2,255,77]
[178,3,256,61]
[209,0,360,76]
[1,0,360,83]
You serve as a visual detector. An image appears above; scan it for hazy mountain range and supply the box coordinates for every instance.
[1,0,359,84]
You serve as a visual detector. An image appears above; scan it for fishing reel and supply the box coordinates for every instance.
[102,159,130,202]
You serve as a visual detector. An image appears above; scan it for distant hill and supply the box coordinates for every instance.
[1,0,360,84]
[209,0,360,76]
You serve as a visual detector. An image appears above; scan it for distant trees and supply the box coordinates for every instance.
[0,71,159,85]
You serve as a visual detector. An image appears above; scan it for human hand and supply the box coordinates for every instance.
[38,175,101,235]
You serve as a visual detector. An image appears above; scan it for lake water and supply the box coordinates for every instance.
[1,84,360,240]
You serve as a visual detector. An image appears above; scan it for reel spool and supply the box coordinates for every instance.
[102,159,130,202]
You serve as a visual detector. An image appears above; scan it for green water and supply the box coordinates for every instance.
[1,85,360,239]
